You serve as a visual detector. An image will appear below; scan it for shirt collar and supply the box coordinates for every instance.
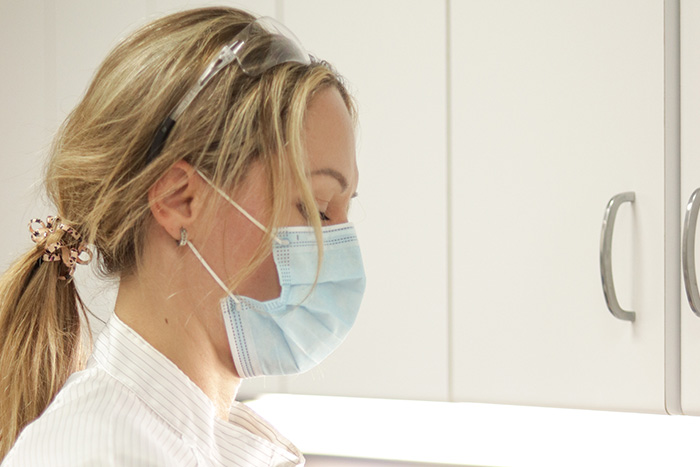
[89,313,302,464]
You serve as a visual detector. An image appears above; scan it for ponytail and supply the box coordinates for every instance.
[0,223,89,460]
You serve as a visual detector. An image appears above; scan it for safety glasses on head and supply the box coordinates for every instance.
[145,16,311,164]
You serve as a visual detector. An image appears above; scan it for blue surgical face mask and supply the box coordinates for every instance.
[187,170,366,378]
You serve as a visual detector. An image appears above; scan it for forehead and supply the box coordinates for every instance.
[303,87,357,189]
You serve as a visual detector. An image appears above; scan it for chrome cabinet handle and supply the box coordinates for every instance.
[600,192,636,322]
[682,188,700,318]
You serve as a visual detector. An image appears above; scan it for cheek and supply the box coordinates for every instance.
[235,253,281,302]
[220,209,263,279]
[216,206,282,301]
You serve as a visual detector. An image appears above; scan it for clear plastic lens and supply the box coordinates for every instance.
[347,197,366,224]
[235,16,310,76]
[172,17,309,118]
[147,16,311,163]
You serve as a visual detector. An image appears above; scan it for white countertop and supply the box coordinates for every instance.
[247,394,697,467]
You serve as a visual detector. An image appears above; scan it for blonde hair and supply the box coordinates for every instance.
[0,6,354,458]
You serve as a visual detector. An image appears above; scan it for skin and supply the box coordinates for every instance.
[114,87,359,419]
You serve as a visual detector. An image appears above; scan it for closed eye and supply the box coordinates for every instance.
[296,202,331,222]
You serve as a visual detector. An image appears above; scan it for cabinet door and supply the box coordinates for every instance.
[279,0,449,401]
[450,0,672,413]
[680,0,700,415]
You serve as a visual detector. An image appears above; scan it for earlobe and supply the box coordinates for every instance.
[148,160,201,242]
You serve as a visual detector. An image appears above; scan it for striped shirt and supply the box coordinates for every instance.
[2,314,304,466]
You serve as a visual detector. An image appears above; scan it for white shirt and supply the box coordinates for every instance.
[2,314,304,466]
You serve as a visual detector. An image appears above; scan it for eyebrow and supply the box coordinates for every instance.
[311,168,349,193]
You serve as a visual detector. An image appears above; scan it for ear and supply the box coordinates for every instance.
[148,160,204,242]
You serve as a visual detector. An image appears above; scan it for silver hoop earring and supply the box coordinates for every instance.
[178,227,188,247]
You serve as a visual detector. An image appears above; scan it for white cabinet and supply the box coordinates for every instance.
[279,0,450,401]
[449,0,674,413]
[680,0,700,416]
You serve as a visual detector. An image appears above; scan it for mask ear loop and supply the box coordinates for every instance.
[194,169,288,246]
[179,227,243,311]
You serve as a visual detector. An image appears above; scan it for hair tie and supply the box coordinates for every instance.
[28,216,93,281]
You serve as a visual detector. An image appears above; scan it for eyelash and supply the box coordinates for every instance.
[296,202,331,221]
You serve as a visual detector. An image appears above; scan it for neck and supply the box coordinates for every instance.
[114,250,241,420]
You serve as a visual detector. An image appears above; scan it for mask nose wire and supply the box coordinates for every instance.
[194,168,287,245]
[185,238,243,311]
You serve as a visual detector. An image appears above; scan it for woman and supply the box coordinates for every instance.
[0,7,365,466]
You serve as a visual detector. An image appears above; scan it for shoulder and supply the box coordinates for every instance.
[3,367,195,467]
